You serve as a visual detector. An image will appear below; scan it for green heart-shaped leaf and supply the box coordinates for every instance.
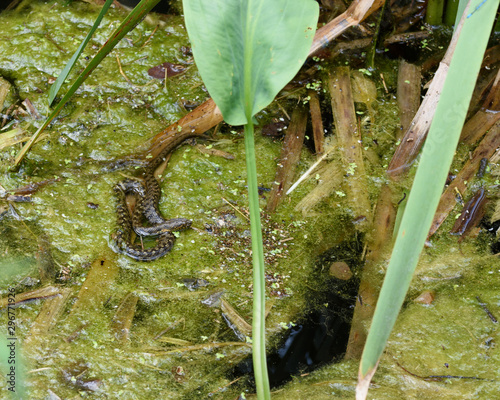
[183,0,318,125]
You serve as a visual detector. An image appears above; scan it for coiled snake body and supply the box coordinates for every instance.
[112,134,196,261]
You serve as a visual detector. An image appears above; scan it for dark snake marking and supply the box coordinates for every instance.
[119,179,192,236]
[112,133,199,261]
[112,184,175,261]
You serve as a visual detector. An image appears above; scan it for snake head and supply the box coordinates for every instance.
[118,179,146,196]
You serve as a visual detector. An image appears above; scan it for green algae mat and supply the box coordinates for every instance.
[1,1,499,399]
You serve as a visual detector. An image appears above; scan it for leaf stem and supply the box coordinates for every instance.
[244,121,271,399]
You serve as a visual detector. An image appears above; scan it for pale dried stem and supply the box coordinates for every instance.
[429,121,500,237]
[328,67,372,227]
[266,107,308,213]
[396,60,421,139]
[345,184,395,359]
[309,0,385,57]
[387,9,466,178]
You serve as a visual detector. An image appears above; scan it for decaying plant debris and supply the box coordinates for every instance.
[1,0,500,398]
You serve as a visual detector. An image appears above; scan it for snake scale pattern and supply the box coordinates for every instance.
[112,133,197,261]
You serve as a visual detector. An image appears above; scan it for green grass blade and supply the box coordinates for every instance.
[183,0,318,125]
[454,0,469,30]
[14,0,161,167]
[48,0,114,106]
[358,0,499,396]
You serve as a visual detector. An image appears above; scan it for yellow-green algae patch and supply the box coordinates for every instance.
[0,1,354,398]
[268,244,500,399]
[1,1,498,399]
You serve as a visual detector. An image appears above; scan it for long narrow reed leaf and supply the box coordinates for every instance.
[48,0,114,105]
[357,0,499,398]
[14,0,161,166]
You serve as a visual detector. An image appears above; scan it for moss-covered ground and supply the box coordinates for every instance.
[0,1,499,399]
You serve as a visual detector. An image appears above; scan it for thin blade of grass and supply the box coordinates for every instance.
[48,0,114,106]
[356,0,499,398]
[14,0,161,167]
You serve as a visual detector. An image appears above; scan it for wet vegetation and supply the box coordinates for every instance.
[1,0,500,399]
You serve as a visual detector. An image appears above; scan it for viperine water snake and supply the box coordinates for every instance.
[112,133,198,261]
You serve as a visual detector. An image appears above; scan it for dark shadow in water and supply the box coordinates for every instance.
[234,236,363,389]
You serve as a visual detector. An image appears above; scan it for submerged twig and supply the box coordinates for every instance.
[345,184,395,359]
[328,67,372,228]
[147,98,222,159]
[294,158,343,216]
[267,106,308,213]
[383,30,430,46]
[7,178,61,196]
[450,188,488,241]
[460,68,500,145]
[111,292,139,342]
[208,377,244,396]
[429,120,500,237]
[36,234,58,284]
[397,60,421,138]
[221,298,252,340]
[308,89,325,156]
[116,54,136,88]
[153,318,185,340]
[476,296,498,324]
[394,358,490,382]
[387,10,467,178]
[221,197,250,222]
[65,257,119,331]
[293,67,374,218]
[286,146,336,196]
[194,143,235,159]
[0,286,62,308]
[24,288,72,348]
[148,341,252,355]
